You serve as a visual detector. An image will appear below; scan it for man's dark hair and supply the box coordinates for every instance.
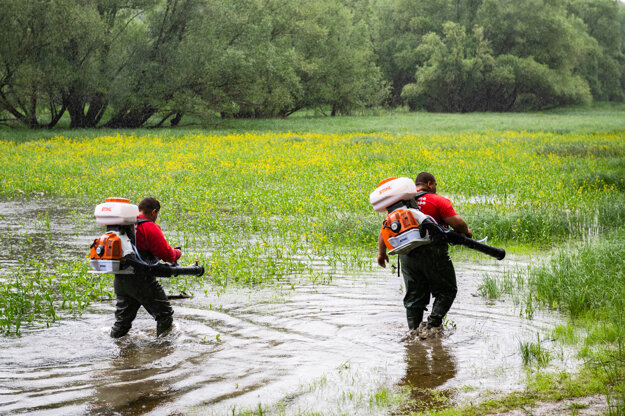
[138,197,160,213]
[415,172,436,185]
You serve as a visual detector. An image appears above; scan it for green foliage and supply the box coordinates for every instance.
[528,231,625,319]
[401,21,592,112]
[375,0,623,111]
[401,22,495,112]
[566,0,625,101]
[0,0,388,127]
[2,0,625,124]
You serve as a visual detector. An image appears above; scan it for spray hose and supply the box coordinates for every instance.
[123,249,205,277]
[421,221,506,260]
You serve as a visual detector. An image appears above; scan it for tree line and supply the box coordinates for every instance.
[1,0,624,128]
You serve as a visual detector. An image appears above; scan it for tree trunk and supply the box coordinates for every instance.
[85,93,107,126]
[67,95,88,128]
[27,92,40,128]
[170,112,183,126]
[46,103,67,128]
[67,91,108,128]
[104,106,156,128]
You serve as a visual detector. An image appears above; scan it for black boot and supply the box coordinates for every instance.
[156,317,174,337]
[406,309,424,330]
[110,324,131,338]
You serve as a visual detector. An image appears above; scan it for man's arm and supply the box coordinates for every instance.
[377,230,389,268]
[144,223,182,263]
[442,215,473,238]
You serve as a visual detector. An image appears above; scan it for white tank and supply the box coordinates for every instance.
[94,197,139,225]
[369,177,417,212]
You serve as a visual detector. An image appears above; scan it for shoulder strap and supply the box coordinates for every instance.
[135,218,157,263]
[136,218,153,226]
[415,191,431,200]
[405,191,431,211]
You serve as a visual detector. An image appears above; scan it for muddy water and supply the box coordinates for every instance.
[0,199,578,415]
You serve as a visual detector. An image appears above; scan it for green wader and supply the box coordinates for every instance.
[110,274,174,338]
[399,241,457,330]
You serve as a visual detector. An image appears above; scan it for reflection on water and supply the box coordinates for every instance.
[401,338,456,408]
[89,337,178,415]
[0,198,581,415]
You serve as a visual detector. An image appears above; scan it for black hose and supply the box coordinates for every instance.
[122,254,205,277]
[421,222,506,260]
[445,230,506,260]
[149,262,205,277]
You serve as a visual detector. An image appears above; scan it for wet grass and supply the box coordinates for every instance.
[404,369,609,415]
[2,102,625,141]
[0,259,113,335]
[471,230,625,415]
[519,334,551,368]
[477,275,500,299]
[1,130,624,251]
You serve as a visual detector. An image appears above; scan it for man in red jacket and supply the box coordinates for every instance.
[378,172,472,339]
[110,197,182,338]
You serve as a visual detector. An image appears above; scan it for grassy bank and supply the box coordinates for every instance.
[525,231,624,414]
[464,231,625,416]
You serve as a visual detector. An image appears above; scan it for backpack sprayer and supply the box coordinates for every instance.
[370,178,505,260]
[89,198,205,277]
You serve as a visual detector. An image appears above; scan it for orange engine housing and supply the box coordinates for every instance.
[90,232,123,260]
[381,209,420,250]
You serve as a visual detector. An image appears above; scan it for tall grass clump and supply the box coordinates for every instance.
[528,233,625,319]
[477,275,501,299]
[0,260,113,335]
[525,230,625,413]
[519,334,550,367]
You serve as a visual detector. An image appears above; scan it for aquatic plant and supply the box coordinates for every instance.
[519,333,550,367]
[477,275,501,299]
[0,259,112,335]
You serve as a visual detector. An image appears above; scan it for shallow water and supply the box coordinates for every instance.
[0,199,578,415]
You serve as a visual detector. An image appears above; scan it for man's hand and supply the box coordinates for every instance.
[377,230,388,268]
[443,215,472,238]
[377,252,389,268]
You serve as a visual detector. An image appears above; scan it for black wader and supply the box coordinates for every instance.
[399,241,457,330]
[110,273,174,338]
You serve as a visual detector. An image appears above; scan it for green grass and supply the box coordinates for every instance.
[1,109,624,336]
[2,102,625,143]
[520,334,551,367]
[0,259,113,335]
[481,230,625,415]
[477,275,501,299]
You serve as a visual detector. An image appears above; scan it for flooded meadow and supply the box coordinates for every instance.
[0,199,579,415]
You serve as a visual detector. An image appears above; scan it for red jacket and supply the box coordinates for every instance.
[135,214,181,263]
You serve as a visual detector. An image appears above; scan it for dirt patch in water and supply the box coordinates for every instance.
[484,395,608,416]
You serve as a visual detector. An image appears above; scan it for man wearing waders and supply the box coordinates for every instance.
[110,197,182,338]
[377,172,472,339]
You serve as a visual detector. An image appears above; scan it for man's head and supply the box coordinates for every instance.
[138,197,160,221]
[415,172,437,193]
